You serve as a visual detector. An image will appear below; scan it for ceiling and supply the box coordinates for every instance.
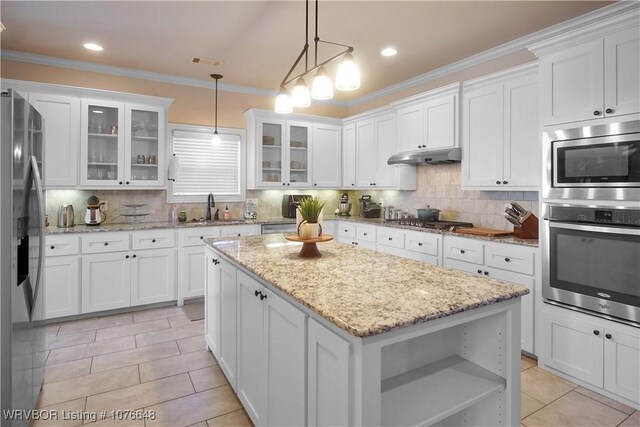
[0,1,613,101]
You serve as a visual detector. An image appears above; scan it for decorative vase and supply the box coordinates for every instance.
[299,222,320,240]
[178,210,187,223]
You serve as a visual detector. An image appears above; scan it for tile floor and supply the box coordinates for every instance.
[37,304,638,427]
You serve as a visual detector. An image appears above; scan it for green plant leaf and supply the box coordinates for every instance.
[296,197,326,223]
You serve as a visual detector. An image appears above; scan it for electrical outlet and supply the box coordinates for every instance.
[247,198,258,207]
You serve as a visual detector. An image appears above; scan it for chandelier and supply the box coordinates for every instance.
[275,0,361,113]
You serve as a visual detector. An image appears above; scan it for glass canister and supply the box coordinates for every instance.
[243,201,257,219]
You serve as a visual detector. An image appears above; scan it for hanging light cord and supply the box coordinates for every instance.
[210,74,223,133]
[278,0,353,89]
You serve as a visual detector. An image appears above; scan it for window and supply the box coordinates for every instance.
[168,124,245,203]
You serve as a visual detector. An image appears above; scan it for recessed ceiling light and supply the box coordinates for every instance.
[381,47,397,57]
[83,43,103,52]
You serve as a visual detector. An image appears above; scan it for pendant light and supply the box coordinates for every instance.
[274,0,360,112]
[275,87,293,114]
[211,74,222,145]
[311,66,333,100]
[292,77,311,107]
[335,53,361,91]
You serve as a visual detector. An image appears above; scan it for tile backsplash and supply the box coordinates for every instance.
[46,164,537,229]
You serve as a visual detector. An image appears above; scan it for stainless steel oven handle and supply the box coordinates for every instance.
[30,154,45,318]
[547,220,640,236]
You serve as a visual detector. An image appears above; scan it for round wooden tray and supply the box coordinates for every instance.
[285,234,334,258]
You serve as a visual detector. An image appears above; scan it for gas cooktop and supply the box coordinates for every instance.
[383,219,474,230]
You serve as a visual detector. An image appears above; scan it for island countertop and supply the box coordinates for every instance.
[205,234,529,338]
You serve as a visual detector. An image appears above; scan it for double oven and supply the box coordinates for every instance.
[542,120,640,326]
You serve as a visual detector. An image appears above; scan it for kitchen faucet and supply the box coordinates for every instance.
[206,193,219,221]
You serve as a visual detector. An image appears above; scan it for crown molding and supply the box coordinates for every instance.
[1,1,635,111]
[346,1,638,108]
[0,49,349,107]
[462,62,538,91]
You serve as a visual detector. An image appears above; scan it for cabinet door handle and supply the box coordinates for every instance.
[503,181,508,185]
[126,255,130,259]
[605,333,612,339]
[282,183,286,186]
[259,293,267,301]
[483,271,489,276]
[255,290,261,297]
[388,237,392,241]
[50,245,55,249]
[126,181,130,185]
[200,236,204,239]
[104,242,109,246]
[605,108,614,114]
[593,110,602,116]
[152,239,156,243]
[287,183,290,186]
[460,249,465,254]
[496,180,501,185]
[313,183,317,186]
[593,330,600,336]
[477,269,482,274]
[505,257,510,263]
[418,242,423,246]
[351,183,355,186]
[363,233,367,236]
[119,181,123,185]
[132,254,137,258]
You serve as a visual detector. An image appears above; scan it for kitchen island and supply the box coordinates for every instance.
[204,234,529,426]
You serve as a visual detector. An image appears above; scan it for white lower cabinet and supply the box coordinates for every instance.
[307,318,350,427]
[82,252,131,313]
[205,249,221,359]
[130,248,175,306]
[44,256,80,319]
[541,304,640,404]
[337,221,376,250]
[177,227,221,303]
[236,270,307,426]
[443,235,536,354]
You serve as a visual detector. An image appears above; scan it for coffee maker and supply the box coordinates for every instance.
[85,195,106,226]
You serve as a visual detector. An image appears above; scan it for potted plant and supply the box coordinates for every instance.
[296,197,326,239]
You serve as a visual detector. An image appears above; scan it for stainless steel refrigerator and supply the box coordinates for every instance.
[1,89,46,426]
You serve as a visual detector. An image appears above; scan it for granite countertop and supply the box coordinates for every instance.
[46,217,295,234]
[46,215,539,247]
[205,234,529,338]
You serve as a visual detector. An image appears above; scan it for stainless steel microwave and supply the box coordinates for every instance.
[543,120,640,202]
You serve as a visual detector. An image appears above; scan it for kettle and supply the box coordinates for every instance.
[57,204,75,228]
[85,195,106,226]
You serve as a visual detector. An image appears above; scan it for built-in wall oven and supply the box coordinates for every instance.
[542,204,640,325]
[542,120,640,202]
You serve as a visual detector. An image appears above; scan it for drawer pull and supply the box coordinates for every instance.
[605,108,614,114]
[50,245,55,249]
[460,249,465,254]
[255,290,261,297]
[496,181,501,185]
[505,257,510,263]
[593,330,600,336]
[200,236,204,239]
[126,255,130,259]
[152,239,156,243]
[104,242,109,246]
[363,233,367,236]
[388,237,392,241]
[418,243,422,246]
[259,293,267,301]
[605,333,612,339]
[132,254,137,258]
[477,269,482,274]
[483,271,489,276]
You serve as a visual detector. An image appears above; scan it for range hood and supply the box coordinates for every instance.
[387,147,462,165]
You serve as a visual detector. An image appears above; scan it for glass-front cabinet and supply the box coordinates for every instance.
[80,100,165,188]
[256,118,311,188]
[125,104,164,186]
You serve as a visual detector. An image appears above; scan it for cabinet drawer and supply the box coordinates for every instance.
[132,229,175,250]
[356,224,376,243]
[405,230,439,257]
[338,222,356,239]
[45,234,79,257]
[377,228,405,249]
[444,236,484,265]
[178,227,221,247]
[485,243,535,276]
[219,224,261,237]
[81,232,130,254]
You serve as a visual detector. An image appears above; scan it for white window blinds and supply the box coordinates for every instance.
[168,124,245,203]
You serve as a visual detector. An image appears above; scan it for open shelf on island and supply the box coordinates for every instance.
[381,355,505,427]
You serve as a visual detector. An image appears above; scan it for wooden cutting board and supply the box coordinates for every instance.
[454,227,513,237]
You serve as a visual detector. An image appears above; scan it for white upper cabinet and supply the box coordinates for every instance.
[245,109,341,190]
[393,83,460,153]
[28,93,80,187]
[341,123,357,188]
[531,16,639,125]
[462,64,539,190]
[346,109,416,190]
[125,103,166,188]
[311,123,342,188]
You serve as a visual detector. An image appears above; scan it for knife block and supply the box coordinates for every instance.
[513,213,539,239]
